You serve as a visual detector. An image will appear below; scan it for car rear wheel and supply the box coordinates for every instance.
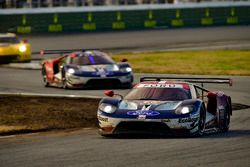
[42,66,49,87]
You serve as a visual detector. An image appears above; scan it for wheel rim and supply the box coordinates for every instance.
[224,111,230,131]
[62,78,68,89]
[42,68,48,86]
[198,111,205,135]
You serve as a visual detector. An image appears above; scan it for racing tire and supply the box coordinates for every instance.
[42,66,49,87]
[62,77,69,89]
[221,103,231,132]
[194,105,206,137]
[61,69,69,89]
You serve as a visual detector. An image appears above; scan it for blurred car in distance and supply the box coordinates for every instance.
[41,49,134,89]
[0,33,31,64]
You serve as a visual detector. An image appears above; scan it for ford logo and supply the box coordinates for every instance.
[127,110,160,116]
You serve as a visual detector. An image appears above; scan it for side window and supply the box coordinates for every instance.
[195,87,201,99]
[194,86,208,105]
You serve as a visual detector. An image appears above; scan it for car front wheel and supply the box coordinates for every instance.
[42,66,49,87]
[194,106,206,137]
[221,103,231,132]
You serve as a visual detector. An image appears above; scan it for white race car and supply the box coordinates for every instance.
[97,77,232,137]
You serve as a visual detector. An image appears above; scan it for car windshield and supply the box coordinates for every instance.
[70,53,114,65]
[0,37,19,44]
[124,87,192,101]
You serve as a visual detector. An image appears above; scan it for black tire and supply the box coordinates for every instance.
[194,105,206,136]
[221,104,231,132]
[42,66,49,87]
[61,69,69,89]
[62,77,68,89]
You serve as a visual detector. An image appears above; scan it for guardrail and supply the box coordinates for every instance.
[0,2,249,34]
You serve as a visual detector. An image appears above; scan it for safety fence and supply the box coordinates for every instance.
[0,3,249,34]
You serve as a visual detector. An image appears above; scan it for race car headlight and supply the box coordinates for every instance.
[67,68,75,74]
[120,67,132,73]
[99,103,117,114]
[175,105,196,115]
[19,45,27,53]
[106,65,119,72]
[119,101,138,110]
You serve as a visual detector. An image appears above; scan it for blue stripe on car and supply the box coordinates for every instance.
[88,55,95,65]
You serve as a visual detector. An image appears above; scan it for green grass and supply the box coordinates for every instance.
[112,50,250,75]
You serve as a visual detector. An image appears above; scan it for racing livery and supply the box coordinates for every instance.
[97,77,232,136]
[41,49,133,88]
[0,33,31,63]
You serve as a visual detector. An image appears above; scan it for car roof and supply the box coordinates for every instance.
[69,50,109,59]
[134,81,193,90]
[72,50,103,55]
[0,33,16,38]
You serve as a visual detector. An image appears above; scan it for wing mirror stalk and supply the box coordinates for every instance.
[104,90,123,100]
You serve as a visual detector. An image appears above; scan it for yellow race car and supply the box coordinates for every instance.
[0,33,31,63]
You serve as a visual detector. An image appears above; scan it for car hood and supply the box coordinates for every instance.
[78,64,118,72]
[119,100,182,111]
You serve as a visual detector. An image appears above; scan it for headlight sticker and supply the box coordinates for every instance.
[119,101,138,110]
[155,101,181,111]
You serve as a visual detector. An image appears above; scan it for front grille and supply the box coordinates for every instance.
[114,122,171,135]
[0,55,18,64]
[86,79,121,88]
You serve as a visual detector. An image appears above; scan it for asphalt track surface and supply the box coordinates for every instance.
[0,26,250,167]
[25,26,250,55]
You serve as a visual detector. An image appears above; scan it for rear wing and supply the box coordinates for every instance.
[33,48,100,55]
[140,77,233,87]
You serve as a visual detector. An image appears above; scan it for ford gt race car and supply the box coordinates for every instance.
[97,77,232,137]
[0,33,31,63]
[41,49,133,89]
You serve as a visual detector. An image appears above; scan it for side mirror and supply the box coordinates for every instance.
[40,50,45,56]
[104,90,114,97]
[207,92,217,99]
[121,58,128,62]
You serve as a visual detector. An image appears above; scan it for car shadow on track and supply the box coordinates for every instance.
[202,129,250,139]
[99,130,250,139]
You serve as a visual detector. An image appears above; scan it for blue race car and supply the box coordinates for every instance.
[41,49,133,89]
[97,77,232,137]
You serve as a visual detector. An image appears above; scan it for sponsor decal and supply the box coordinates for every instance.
[162,119,171,123]
[98,116,108,122]
[127,110,160,117]
[138,115,146,120]
[127,105,160,119]
[179,117,199,123]
[137,84,183,88]
[97,68,107,77]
